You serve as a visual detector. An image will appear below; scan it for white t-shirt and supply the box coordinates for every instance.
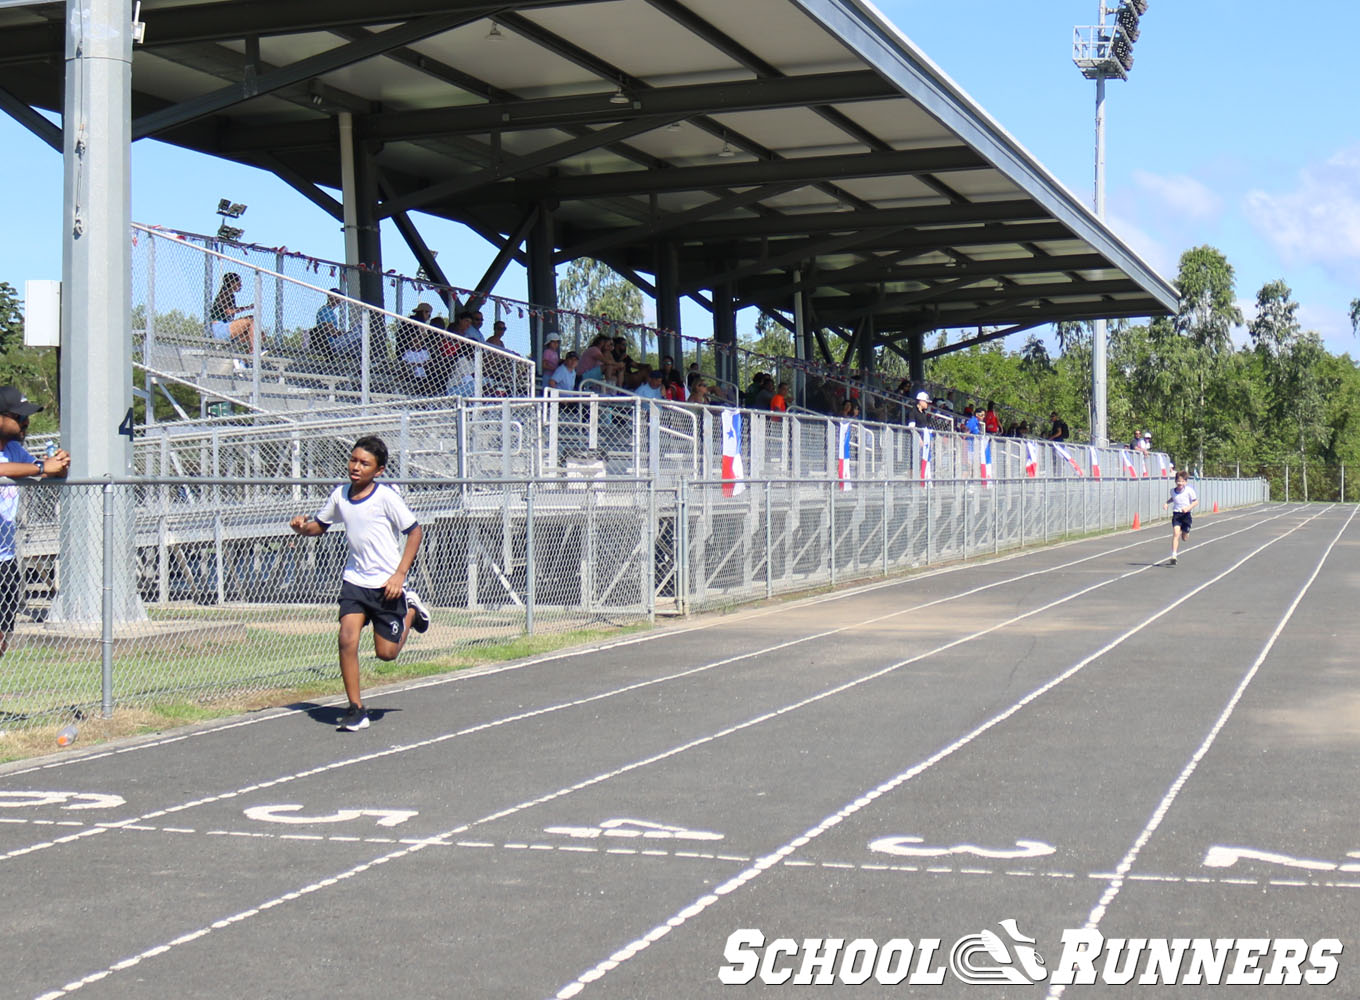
[1168,484,1198,512]
[314,482,418,587]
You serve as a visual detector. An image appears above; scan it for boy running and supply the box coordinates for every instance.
[289,436,429,731]
[1162,470,1198,566]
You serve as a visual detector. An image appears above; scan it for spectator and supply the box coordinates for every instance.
[663,370,687,402]
[208,272,255,351]
[770,382,790,414]
[1,387,71,661]
[469,308,486,342]
[906,391,931,428]
[983,400,1001,435]
[1137,431,1152,452]
[754,374,776,410]
[485,320,512,352]
[311,288,343,361]
[400,327,436,396]
[541,335,562,383]
[963,404,981,436]
[548,351,578,391]
[659,355,679,386]
[1047,411,1069,441]
[484,320,517,393]
[395,302,433,359]
[688,375,711,405]
[636,369,665,400]
[577,335,610,385]
[840,397,858,419]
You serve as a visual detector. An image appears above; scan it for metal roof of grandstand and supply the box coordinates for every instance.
[0,0,1176,349]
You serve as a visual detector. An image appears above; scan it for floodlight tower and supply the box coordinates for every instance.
[1073,0,1147,448]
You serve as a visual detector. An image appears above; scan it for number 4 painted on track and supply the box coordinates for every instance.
[243,805,417,828]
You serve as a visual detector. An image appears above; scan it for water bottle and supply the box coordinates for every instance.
[45,441,57,459]
[56,724,78,747]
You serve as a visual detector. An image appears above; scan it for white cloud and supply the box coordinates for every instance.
[1105,210,1177,279]
[1132,170,1223,221]
[1245,146,1360,283]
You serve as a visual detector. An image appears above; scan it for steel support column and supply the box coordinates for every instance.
[526,202,559,362]
[712,279,737,390]
[655,242,682,367]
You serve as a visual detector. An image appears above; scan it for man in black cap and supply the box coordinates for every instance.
[636,369,666,400]
[0,386,71,658]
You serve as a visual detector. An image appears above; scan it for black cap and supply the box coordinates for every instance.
[649,369,663,379]
[0,386,42,417]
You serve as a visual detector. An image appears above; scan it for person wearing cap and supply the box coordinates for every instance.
[0,387,70,659]
[541,335,562,390]
[905,390,932,429]
[635,369,666,400]
[548,351,578,391]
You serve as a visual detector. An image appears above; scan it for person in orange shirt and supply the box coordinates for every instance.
[770,381,790,414]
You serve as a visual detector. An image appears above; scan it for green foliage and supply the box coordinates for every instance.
[0,281,60,435]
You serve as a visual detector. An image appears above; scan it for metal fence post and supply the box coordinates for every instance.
[647,480,657,622]
[676,478,689,614]
[102,482,115,719]
[962,480,969,561]
[828,481,837,585]
[525,482,535,636]
[882,480,889,575]
[926,478,933,564]
[1043,477,1049,543]
[360,311,371,408]
[765,480,774,599]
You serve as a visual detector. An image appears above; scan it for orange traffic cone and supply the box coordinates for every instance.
[1131,512,1141,530]
[1212,501,1219,513]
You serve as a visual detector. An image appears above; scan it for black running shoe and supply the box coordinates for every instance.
[338,704,370,731]
[1169,556,1177,566]
[405,588,431,634]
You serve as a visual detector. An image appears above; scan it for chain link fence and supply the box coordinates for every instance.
[1,471,1266,729]
[1203,463,1355,503]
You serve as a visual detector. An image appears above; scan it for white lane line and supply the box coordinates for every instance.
[549,505,1335,999]
[23,507,1310,1000]
[6,506,1291,869]
[1045,504,1358,999]
[1,503,1275,781]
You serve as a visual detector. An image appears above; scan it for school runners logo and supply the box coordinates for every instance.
[719,924,1342,986]
[949,919,1046,984]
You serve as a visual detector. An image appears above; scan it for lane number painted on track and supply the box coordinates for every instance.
[544,818,724,841]
[1203,845,1360,873]
[869,835,1056,860]
[243,805,418,828]
[0,791,126,810]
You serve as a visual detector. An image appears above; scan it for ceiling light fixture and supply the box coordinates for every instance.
[486,22,504,40]
[610,88,629,105]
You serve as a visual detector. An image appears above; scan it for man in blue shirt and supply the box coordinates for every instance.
[635,370,665,400]
[0,386,71,659]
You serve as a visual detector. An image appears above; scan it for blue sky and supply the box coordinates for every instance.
[2,0,1358,357]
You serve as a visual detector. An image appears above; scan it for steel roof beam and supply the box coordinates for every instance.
[0,0,619,64]
[378,114,683,219]
[132,13,476,139]
[811,277,1140,313]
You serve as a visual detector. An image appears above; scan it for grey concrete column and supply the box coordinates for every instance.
[526,203,558,362]
[908,330,925,386]
[655,242,681,366]
[353,137,384,311]
[56,0,144,623]
[712,280,737,390]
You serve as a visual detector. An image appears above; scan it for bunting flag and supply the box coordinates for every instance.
[1121,450,1138,477]
[720,409,745,496]
[1024,439,1038,478]
[1089,445,1101,479]
[917,427,933,481]
[1052,442,1084,476]
[980,436,993,485]
[1158,453,1169,478]
[837,421,854,491]
[1140,452,1150,478]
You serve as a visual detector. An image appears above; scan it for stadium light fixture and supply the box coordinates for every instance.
[215,197,247,242]
[486,22,504,40]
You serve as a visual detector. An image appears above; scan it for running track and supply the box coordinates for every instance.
[2,503,1357,998]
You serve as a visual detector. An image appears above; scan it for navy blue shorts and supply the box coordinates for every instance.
[1172,510,1193,534]
[338,580,409,642]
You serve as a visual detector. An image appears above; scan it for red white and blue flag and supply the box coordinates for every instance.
[917,427,933,481]
[1089,445,1101,479]
[1121,450,1138,477]
[837,421,853,491]
[720,408,745,496]
[1140,452,1150,478]
[980,436,993,484]
[1053,442,1084,476]
[1158,452,1168,478]
[1024,439,1038,478]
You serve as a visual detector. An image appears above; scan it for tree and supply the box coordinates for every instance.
[0,281,59,434]
[1172,247,1243,473]
[1249,280,1326,476]
[557,257,644,350]
[1350,297,1359,337]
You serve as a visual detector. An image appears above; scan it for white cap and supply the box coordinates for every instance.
[915,391,930,402]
